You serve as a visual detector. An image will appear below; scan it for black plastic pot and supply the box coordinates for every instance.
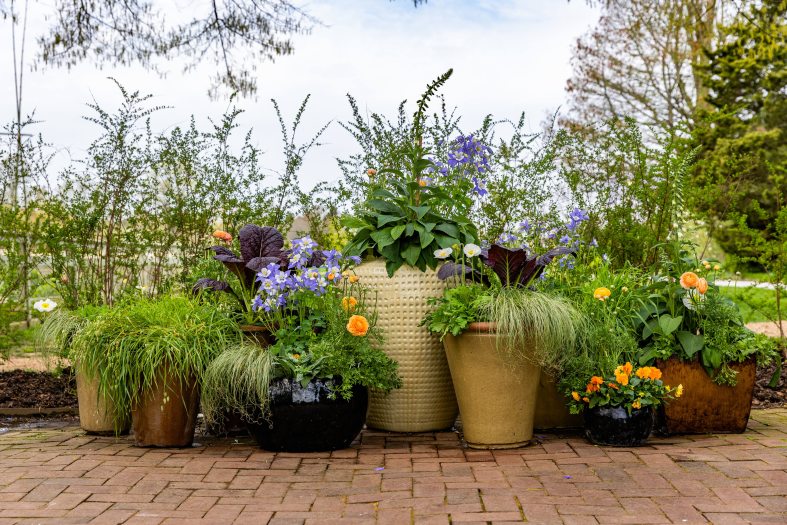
[247,378,368,452]
[583,406,654,447]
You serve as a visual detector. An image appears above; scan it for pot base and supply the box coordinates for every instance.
[247,379,368,452]
[466,439,530,450]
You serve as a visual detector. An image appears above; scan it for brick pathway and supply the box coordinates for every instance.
[0,410,785,525]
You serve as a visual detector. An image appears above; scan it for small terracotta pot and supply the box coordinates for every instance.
[132,371,200,447]
[443,322,540,449]
[76,369,130,435]
[240,325,275,347]
[657,357,756,434]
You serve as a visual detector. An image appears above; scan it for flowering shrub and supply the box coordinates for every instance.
[194,226,401,398]
[568,362,683,414]
[343,71,481,277]
[634,242,779,385]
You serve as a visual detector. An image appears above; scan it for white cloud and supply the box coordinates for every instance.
[0,0,598,190]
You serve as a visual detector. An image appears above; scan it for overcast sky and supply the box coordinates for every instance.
[0,0,599,189]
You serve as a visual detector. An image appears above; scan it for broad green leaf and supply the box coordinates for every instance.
[341,216,370,229]
[368,199,402,214]
[390,224,406,240]
[676,331,704,357]
[372,188,397,200]
[408,205,430,219]
[401,244,421,266]
[658,314,683,336]
[419,221,436,232]
[377,215,403,228]
[405,223,415,236]
[370,229,395,249]
[419,231,435,249]
[434,223,460,238]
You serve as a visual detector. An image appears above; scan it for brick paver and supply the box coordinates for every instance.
[0,410,785,524]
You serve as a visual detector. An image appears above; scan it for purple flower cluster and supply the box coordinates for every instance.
[252,238,361,312]
[430,134,493,197]
[496,208,593,267]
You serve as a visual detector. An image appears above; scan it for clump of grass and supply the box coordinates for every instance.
[70,296,241,431]
[200,342,273,426]
[481,288,582,373]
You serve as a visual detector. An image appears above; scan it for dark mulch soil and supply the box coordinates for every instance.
[753,361,786,409]
[0,368,77,409]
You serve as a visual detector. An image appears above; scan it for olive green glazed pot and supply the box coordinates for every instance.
[444,323,540,449]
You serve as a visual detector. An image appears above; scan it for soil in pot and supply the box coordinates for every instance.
[584,406,654,447]
[132,372,200,447]
[657,358,756,434]
[247,378,368,452]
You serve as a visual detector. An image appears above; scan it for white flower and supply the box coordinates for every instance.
[463,243,482,258]
[434,248,452,259]
[33,299,57,313]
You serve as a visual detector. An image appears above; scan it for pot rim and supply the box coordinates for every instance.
[465,321,497,333]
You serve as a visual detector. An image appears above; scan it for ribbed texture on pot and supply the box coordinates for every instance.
[354,259,457,432]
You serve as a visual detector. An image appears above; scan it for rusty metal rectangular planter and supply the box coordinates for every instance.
[657,358,756,434]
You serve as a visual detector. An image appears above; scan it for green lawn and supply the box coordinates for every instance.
[720,286,782,324]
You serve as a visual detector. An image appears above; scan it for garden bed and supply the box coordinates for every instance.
[0,368,77,410]
[753,361,786,408]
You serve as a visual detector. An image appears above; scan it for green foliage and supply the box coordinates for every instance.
[691,1,787,264]
[201,342,273,426]
[69,295,241,430]
[422,285,489,340]
[560,118,694,267]
[481,288,581,372]
[343,71,479,276]
[634,242,779,384]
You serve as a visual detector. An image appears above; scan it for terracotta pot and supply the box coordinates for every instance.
[584,406,654,446]
[443,322,541,449]
[240,325,275,347]
[132,371,200,447]
[76,368,130,435]
[534,371,582,430]
[657,357,756,434]
[353,260,457,432]
[247,378,368,452]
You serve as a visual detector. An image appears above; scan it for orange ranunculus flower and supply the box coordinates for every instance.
[347,315,370,336]
[622,362,633,375]
[590,376,604,385]
[679,271,699,289]
[593,287,612,301]
[327,273,336,281]
[615,373,629,386]
[572,391,581,401]
[608,382,619,390]
[649,367,662,380]
[212,230,233,243]
[582,396,590,403]
[586,383,600,393]
[367,168,377,177]
[697,277,709,295]
[349,275,360,284]
[342,296,358,312]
